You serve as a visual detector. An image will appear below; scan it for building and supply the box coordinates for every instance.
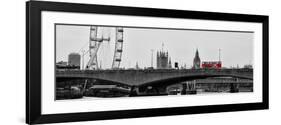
[68,53,81,69]
[56,61,67,70]
[157,50,169,69]
[56,61,80,70]
[135,62,140,69]
[243,64,253,69]
[168,57,172,68]
[193,49,201,69]
[56,61,67,66]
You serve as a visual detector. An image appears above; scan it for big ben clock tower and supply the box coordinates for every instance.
[193,49,201,69]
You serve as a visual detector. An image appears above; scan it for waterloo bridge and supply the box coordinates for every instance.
[56,68,253,95]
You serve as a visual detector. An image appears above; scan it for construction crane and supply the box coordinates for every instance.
[85,26,124,70]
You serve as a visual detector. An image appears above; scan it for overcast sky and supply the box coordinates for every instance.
[56,24,253,69]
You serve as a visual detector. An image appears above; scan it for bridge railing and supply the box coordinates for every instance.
[56,68,253,74]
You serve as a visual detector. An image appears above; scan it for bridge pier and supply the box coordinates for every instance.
[230,83,239,93]
[183,80,197,95]
[181,83,187,95]
[129,86,139,97]
[130,85,169,96]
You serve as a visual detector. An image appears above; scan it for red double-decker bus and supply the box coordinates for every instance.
[201,61,222,69]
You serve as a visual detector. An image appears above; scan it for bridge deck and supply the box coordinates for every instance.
[56,69,253,86]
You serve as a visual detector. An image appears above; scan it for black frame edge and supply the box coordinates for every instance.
[32,103,265,124]
[26,1,269,124]
[26,1,43,124]
[29,0,268,22]
[262,16,269,109]
[26,1,30,124]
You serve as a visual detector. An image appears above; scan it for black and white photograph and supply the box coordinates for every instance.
[24,1,269,124]
[55,24,254,100]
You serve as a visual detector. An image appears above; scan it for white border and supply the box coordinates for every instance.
[42,11,263,114]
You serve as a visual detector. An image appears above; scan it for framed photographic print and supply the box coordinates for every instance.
[26,1,269,124]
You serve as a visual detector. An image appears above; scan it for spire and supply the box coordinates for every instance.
[193,48,201,69]
[136,62,139,69]
[168,57,172,68]
[195,48,199,57]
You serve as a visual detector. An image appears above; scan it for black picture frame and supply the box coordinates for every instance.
[26,1,269,124]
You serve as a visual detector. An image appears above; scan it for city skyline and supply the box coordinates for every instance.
[56,24,254,69]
